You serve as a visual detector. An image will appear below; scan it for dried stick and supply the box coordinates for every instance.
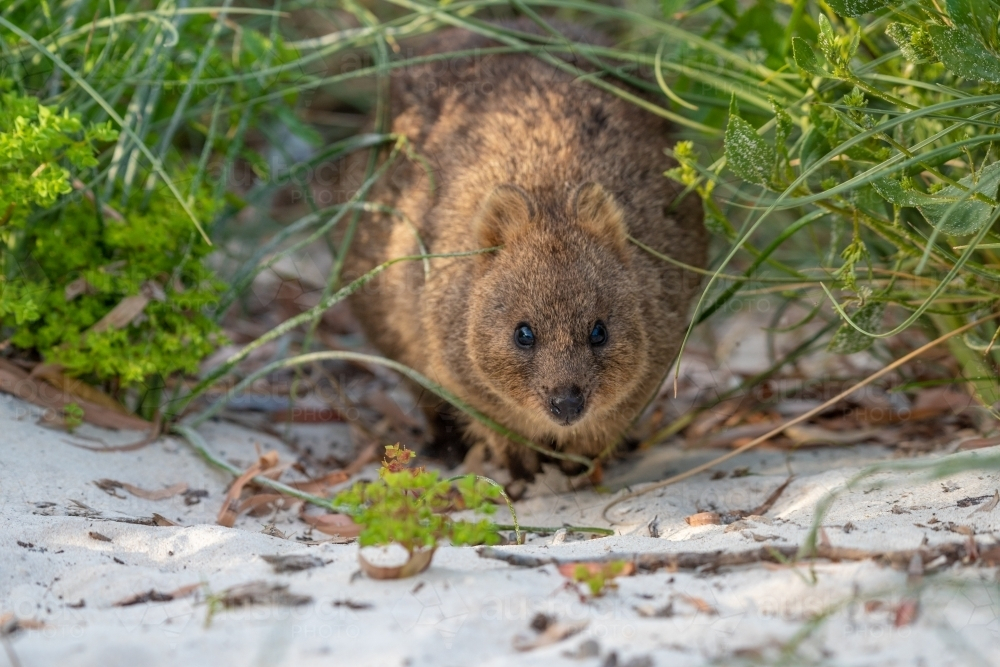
[479,540,995,571]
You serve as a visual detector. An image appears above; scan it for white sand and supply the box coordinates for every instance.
[2,393,1000,667]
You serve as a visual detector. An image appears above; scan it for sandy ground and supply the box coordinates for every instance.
[2,391,1000,667]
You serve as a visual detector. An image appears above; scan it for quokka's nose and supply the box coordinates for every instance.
[548,387,585,424]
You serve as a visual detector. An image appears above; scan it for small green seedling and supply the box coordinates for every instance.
[63,402,84,433]
[334,445,502,577]
[559,560,635,597]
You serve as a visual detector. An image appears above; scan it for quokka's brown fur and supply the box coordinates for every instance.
[344,20,707,479]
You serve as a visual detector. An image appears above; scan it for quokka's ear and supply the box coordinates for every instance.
[571,182,628,255]
[474,184,535,250]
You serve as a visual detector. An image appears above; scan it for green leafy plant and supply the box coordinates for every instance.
[0,86,225,408]
[0,83,116,323]
[335,445,501,576]
[669,0,1000,412]
[0,84,114,224]
[0,1,314,415]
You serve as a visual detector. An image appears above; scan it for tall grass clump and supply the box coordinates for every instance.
[669,0,1000,415]
[270,0,1000,435]
[4,0,998,448]
[0,1,313,415]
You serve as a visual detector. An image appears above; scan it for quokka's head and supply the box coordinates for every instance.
[467,182,649,432]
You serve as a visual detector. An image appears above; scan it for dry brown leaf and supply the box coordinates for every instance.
[894,598,919,627]
[784,424,880,446]
[261,554,327,573]
[289,470,351,493]
[141,280,166,302]
[680,594,718,615]
[0,358,150,431]
[96,479,187,501]
[967,534,980,562]
[979,545,1000,567]
[268,407,345,424]
[72,179,124,221]
[512,620,589,652]
[238,493,298,517]
[358,547,435,580]
[114,584,200,607]
[946,523,975,537]
[959,436,1000,450]
[332,599,373,610]
[745,531,781,542]
[906,552,924,586]
[257,460,293,481]
[30,364,132,415]
[912,386,976,414]
[64,277,95,301]
[215,581,312,608]
[344,442,379,476]
[699,422,776,448]
[686,396,744,439]
[152,513,180,527]
[363,389,423,430]
[685,511,721,526]
[970,490,1000,516]
[301,512,362,538]
[94,479,126,497]
[66,413,163,452]
[0,614,45,637]
[751,476,794,515]
[956,494,992,508]
[217,451,281,528]
[120,482,188,501]
[588,462,604,486]
[87,294,150,335]
[261,524,287,539]
[38,408,71,430]
[170,583,201,598]
[635,602,674,618]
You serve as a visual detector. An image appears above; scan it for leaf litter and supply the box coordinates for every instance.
[94,480,188,501]
[260,553,327,573]
[114,584,201,607]
[212,581,312,609]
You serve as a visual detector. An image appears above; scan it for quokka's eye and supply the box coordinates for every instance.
[589,321,608,347]
[514,323,535,349]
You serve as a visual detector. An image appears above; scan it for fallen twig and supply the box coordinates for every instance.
[217,451,281,527]
[65,412,164,452]
[478,540,1000,571]
[114,584,200,607]
[752,475,795,516]
[96,479,187,501]
[0,358,150,431]
[493,524,614,536]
